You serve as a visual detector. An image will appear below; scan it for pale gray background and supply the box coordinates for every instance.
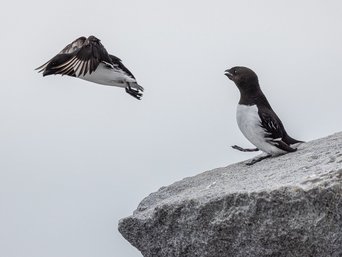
[1,0,341,256]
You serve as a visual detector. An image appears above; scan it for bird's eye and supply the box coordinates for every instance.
[233,69,237,74]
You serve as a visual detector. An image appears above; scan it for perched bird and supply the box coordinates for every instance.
[36,36,144,100]
[224,66,302,165]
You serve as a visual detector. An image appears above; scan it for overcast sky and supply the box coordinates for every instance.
[1,1,342,257]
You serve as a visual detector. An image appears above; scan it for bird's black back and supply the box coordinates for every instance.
[109,54,135,79]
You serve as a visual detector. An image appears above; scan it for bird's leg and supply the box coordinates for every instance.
[246,154,271,166]
[232,145,259,152]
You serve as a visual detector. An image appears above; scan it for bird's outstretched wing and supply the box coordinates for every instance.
[258,107,297,152]
[36,36,113,77]
[35,37,86,73]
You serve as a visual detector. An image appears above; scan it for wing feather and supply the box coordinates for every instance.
[258,107,297,152]
[36,36,113,77]
[59,58,78,75]
[59,37,86,54]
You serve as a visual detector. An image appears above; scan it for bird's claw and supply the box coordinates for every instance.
[246,160,257,166]
[246,154,271,166]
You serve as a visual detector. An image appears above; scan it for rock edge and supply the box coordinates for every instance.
[119,132,342,257]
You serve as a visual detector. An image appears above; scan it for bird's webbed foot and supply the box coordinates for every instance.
[125,85,143,100]
[246,154,271,166]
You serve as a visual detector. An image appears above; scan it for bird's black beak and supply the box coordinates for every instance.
[224,69,233,80]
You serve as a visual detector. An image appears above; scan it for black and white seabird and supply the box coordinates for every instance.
[36,36,144,100]
[224,66,303,165]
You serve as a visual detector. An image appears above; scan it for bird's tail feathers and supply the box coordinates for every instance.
[284,134,304,145]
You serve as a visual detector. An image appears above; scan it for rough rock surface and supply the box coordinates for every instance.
[119,132,342,257]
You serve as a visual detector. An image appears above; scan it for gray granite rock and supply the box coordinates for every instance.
[118,132,342,257]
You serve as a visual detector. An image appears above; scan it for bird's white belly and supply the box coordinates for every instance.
[79,63,136,87]
[236,104,285,155]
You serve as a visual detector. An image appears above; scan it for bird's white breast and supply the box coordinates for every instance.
[236,104,285,155]
[79,63,136,87]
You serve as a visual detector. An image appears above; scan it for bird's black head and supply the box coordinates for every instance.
[78,36,101,52]
[88,35,100,43]
[224,66,260,93]
[84,36,101,48]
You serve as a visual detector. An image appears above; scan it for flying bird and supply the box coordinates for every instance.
[224,66,302,165]
[36,36,144,100]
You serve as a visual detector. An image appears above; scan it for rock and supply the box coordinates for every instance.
[118,132,342,257]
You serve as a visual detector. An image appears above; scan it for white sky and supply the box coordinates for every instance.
[1,1,342,256]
